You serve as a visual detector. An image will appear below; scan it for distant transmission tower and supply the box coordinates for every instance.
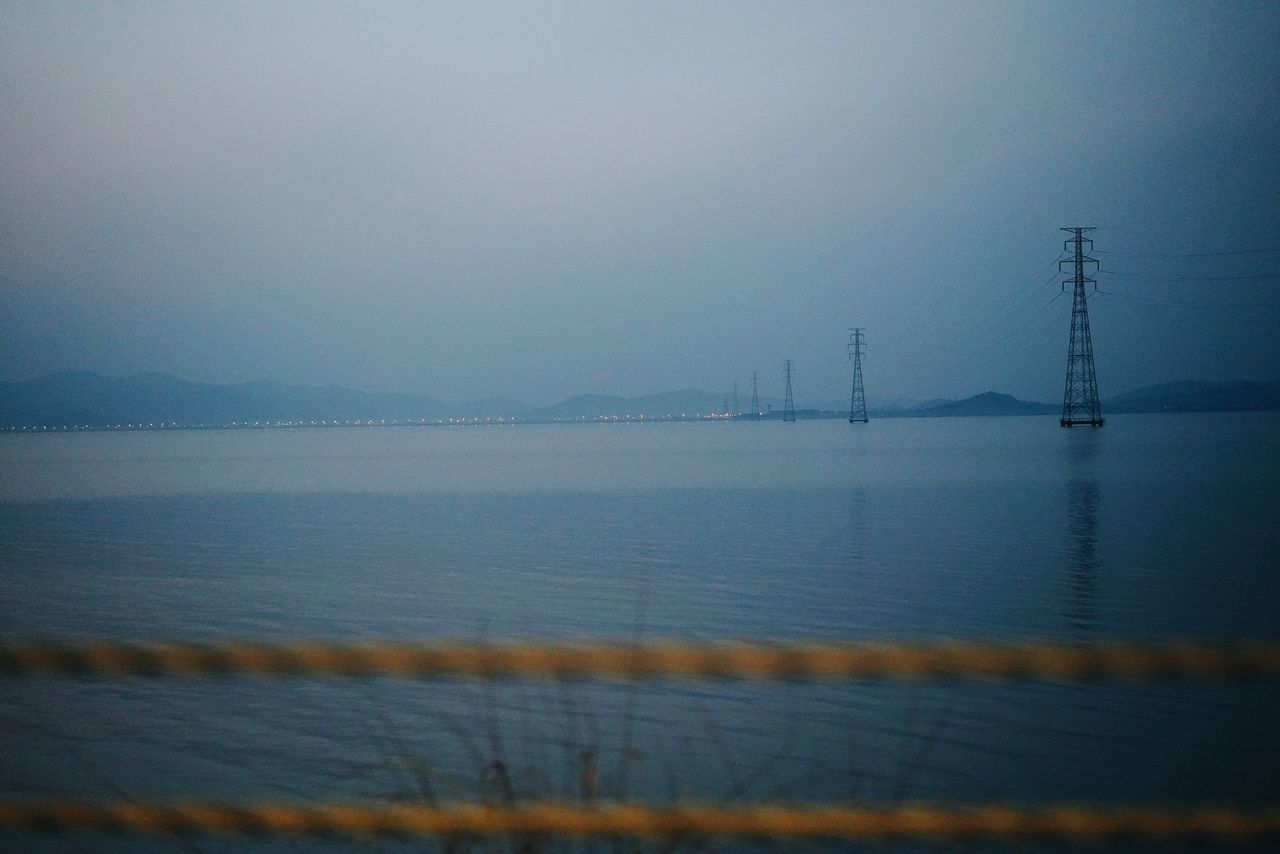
[750,371,761,419]
[732,381,739,416]
[782,360,796,422]
[848,327,868,423]
[1059,227,1105,428]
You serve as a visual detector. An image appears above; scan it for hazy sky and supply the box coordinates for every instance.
[2,2,1278,405]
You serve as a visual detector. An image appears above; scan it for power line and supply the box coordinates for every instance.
[897,256,1066,372]
[1095,247,1280,258]
[1095,290,1280,310]
[893,249,1067,367]
[1099,270,1280,282]
[900,291,1062,381]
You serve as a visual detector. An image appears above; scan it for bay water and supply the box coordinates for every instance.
[1,413,1277,850]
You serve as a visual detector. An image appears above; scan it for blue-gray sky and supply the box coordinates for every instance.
[2,1,1278,405]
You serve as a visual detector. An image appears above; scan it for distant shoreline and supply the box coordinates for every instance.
[3,372,1277,432]
[5,407,1279,435]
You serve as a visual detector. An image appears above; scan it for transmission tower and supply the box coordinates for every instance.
[848,327,868,423]
[782,360,796,422]
[732,381,739,416]
[1059,227,1105,428]
[750,371,761,419]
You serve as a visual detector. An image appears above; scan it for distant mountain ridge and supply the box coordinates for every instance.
[1104,379,1280,414]
[0,371,450,427]
[890,391,1057,418]
[1,372,1277,428]
[0,372,731,427]
[873,380,1280,419]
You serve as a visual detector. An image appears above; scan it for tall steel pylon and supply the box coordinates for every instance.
[750,371,761,419]
[732,381,739,416]
[782,360,796,422]
[1059,227,1105,427]
[848,327,868,423]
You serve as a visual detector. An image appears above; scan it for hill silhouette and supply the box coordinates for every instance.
[900,391,1056,418]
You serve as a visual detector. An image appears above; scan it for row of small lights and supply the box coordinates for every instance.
[551,412,735,422]
[1,412,745,433]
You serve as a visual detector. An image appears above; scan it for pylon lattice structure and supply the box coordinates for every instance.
[750,372,761,419]
[1059,227,1104,428]
[848,328,868,423]
[782,360,796,422]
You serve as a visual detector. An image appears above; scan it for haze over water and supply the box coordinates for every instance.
[3,4,1278,404]
[1,414,1277,850]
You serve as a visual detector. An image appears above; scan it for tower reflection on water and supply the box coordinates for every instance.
[1065,478,1101,637]
[1064,433,1102,638]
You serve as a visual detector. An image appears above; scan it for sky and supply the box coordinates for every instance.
[2,1,1278,406]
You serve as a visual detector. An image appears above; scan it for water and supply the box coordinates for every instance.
[1,414,1277,850]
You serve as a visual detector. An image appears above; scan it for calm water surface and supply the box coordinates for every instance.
[1,414,1277,850]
